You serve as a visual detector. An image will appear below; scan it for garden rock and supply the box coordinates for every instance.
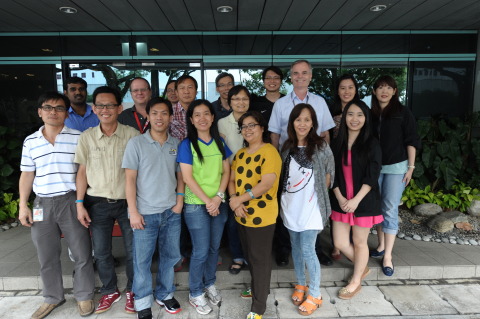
[439,211,469,223]
[467,200,480,217]
[427,216,454,233]
[469,239,478,246]
[423,236,431,242]
[413,203,442,217]
[413,234,421,240]
[1,225,10,231]
[10,222,18,227]
[397,232,405,239]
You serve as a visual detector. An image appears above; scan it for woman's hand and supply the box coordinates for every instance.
[403,168,414,186]
[229,195,243,212]
[234,204,248,219]
[206,196,222,216]
[341,197,360,213]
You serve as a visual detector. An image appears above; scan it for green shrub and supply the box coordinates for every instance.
[0,193,19,222]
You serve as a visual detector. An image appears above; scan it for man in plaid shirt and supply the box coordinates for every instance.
[169,74,198,140]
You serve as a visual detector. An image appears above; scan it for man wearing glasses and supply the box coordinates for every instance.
[19,92,95,319]
[212,72,235,120]
[250,66,285,123]
[119,77,152,133]
[75,86,139,315]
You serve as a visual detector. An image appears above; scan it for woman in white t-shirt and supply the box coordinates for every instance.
[280,103,334,316]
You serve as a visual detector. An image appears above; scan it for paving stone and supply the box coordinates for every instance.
[16,290,40,296]
[219,289,276,319]
[430,284,480,314]
[3,276,38,290]
[326,286,399,317]
[273,287,338,318]
[0,291,15,297]
[442,265,476,279]
[379,285,458,316]
[410,266,443,279]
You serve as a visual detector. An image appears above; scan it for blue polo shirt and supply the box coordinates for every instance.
[64,104,100,132]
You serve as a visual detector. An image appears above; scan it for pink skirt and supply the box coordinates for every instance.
[331,210,384,228]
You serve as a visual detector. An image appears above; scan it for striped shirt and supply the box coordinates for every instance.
[20,126,81,197]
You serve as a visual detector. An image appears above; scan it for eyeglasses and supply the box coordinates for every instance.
[231,97,249,102]
[265,76,281,81]
[166,88,175,93]
[240,123,260,131]
[217,82,234,88]
[39,105,67,112]
[130,88,150,94]
[95,104,119,110]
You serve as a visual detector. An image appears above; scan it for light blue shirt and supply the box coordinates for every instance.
[269,91,335,147]
[122,130,180,215]
[381,160,408,175]
[64,104,100,132]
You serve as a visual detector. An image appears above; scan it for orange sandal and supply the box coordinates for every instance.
[291,285,308,306]
[298,295,322,316]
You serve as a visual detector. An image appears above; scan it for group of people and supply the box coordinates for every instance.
[18,59,420,319]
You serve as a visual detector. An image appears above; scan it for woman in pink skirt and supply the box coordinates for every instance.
[330,100,383,300]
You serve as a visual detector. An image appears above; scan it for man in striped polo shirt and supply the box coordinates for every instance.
[19,92,95,319]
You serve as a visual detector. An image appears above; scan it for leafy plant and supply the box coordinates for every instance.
[0,126,22,194]
[413,112,480,191]
[402,179,480,212]
[0,193,20,222]
[401,179,443,209]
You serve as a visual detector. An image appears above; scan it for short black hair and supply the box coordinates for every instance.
[37,91,70,109]
[146,97,173,116]
[227,85,250,107]
[176,75,198,90]
[92,86,122,105]
[64,76,87,91]
[215,72,234,87]
[262,66,283,81]
[238,111,271,147]
[130,77,151,90]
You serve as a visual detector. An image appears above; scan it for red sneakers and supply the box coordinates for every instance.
[125,291,135,314]
[94,290,121,314]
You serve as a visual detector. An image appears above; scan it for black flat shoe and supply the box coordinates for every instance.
[229,261,245,275]
[156,297,182,314]
[369,249,385,259]
[317,250,333,266]
[276,253,289,266]
[382,258,394,276]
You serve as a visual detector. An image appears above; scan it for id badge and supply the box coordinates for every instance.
[33,207,44,222]
[33,197,43,222]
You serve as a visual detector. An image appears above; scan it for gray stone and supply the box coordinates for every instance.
[439,211,469,223]
[435,239,442,243]
[404,236,413,240]
[425,234,433,238]
[449,239,457,244]
[442,237,449,243]
[427,216,454,233]
[430,284,480,314]
[467,200,480,216]
[413,234,421,240]
[449,236,457,239]
[10,222,18,227]
[397,232,405,239]
[1,225,9,230]
[469,239,478,246]
[379,286,458,316]
[457,239,464,245]
[422,236,431,242]
[413,203,443,216]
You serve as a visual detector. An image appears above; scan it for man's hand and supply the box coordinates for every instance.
[19,205,33,227]
[77,204,91,228]
[130,210,145,230]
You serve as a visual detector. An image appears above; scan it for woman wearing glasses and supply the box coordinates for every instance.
[228,111,282,319]
[218,85,251,275]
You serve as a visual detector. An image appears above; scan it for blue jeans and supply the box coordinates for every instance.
[288,229,321,298]
[378,173,406,235]
[132,209,181,311]
[184,203,227,297]
[87,196,134,295]
[227,207,245,263]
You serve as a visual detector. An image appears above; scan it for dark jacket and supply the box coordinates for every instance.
[330,138,382,217]
[372,105,421,165]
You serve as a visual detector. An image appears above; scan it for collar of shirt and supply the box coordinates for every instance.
[175,102,187,113]
[68,104,93,117]
[144,129,174,145]
[227,112,237,124]
[291,91,311,104]
[94,122,124,139]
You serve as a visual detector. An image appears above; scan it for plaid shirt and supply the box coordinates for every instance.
[170,102,187,140]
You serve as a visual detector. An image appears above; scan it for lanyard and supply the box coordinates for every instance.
[291,91,309,108]
[133,111,149,134]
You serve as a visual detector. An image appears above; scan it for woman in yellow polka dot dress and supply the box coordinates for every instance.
[228,111,282,319]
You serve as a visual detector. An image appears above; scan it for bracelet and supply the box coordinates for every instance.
[75,199,84,203]
[176,192,185,196]
[246,189,255,199]
[408,165,415,169]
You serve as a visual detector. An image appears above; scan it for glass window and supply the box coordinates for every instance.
[134,35,203,56]
[341,34,409,55]
[0,36,60,57]
[410,34,477,54]
[61,35,131,56]
[409,61,475,118]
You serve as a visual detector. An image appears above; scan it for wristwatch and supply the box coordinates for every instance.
[216,191,226,203]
